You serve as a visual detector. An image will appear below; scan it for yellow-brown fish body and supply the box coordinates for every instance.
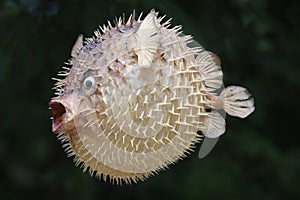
[49,10,254,184]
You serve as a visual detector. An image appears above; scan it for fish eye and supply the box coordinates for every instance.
[83,76,95,89]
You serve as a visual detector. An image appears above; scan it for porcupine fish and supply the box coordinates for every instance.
[49,9,255,184]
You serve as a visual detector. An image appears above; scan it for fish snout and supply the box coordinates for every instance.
[49,94,79,133]
[49,100,67,133]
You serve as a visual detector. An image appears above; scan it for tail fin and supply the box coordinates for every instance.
[221,86,255,118]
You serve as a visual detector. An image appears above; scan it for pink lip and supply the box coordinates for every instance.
[49,101,66,133]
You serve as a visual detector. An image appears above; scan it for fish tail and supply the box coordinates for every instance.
[220,86,255,118]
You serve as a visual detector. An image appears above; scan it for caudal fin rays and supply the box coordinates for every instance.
[221,86,255,118]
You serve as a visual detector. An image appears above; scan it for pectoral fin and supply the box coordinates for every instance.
[135,10,159,66]
[71,34,83,58]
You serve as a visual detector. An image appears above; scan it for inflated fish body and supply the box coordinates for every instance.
[49,10,254,184]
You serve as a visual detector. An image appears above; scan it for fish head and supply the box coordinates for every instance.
[49,68,107,134]
[49,53,106,135]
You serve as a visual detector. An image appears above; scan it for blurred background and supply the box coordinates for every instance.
[0,0,299,199]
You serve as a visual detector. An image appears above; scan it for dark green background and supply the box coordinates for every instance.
[1,0,299,199]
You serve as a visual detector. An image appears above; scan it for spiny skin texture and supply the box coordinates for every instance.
[49,10,254,184]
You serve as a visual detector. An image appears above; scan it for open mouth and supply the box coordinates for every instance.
[50,101,66,133]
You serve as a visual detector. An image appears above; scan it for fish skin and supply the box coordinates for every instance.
[49,9,254,184]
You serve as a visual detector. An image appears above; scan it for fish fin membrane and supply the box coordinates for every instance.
[203,111,225,138]
[221,86,255,118]
[196,51,223,91]
[135,10,159,66]
[198,136,219,159]
[71,34,83,58]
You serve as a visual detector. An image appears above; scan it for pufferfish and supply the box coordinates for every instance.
[49,9,254,184]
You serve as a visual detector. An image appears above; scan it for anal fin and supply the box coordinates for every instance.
[202,111,226,138]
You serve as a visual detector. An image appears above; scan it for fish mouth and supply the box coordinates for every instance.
[50,101,67,133]
[49,93,80,133]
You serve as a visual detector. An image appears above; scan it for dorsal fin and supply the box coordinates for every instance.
[135,10,159,66]
[71,34,83,58]
[196,51,223,91]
